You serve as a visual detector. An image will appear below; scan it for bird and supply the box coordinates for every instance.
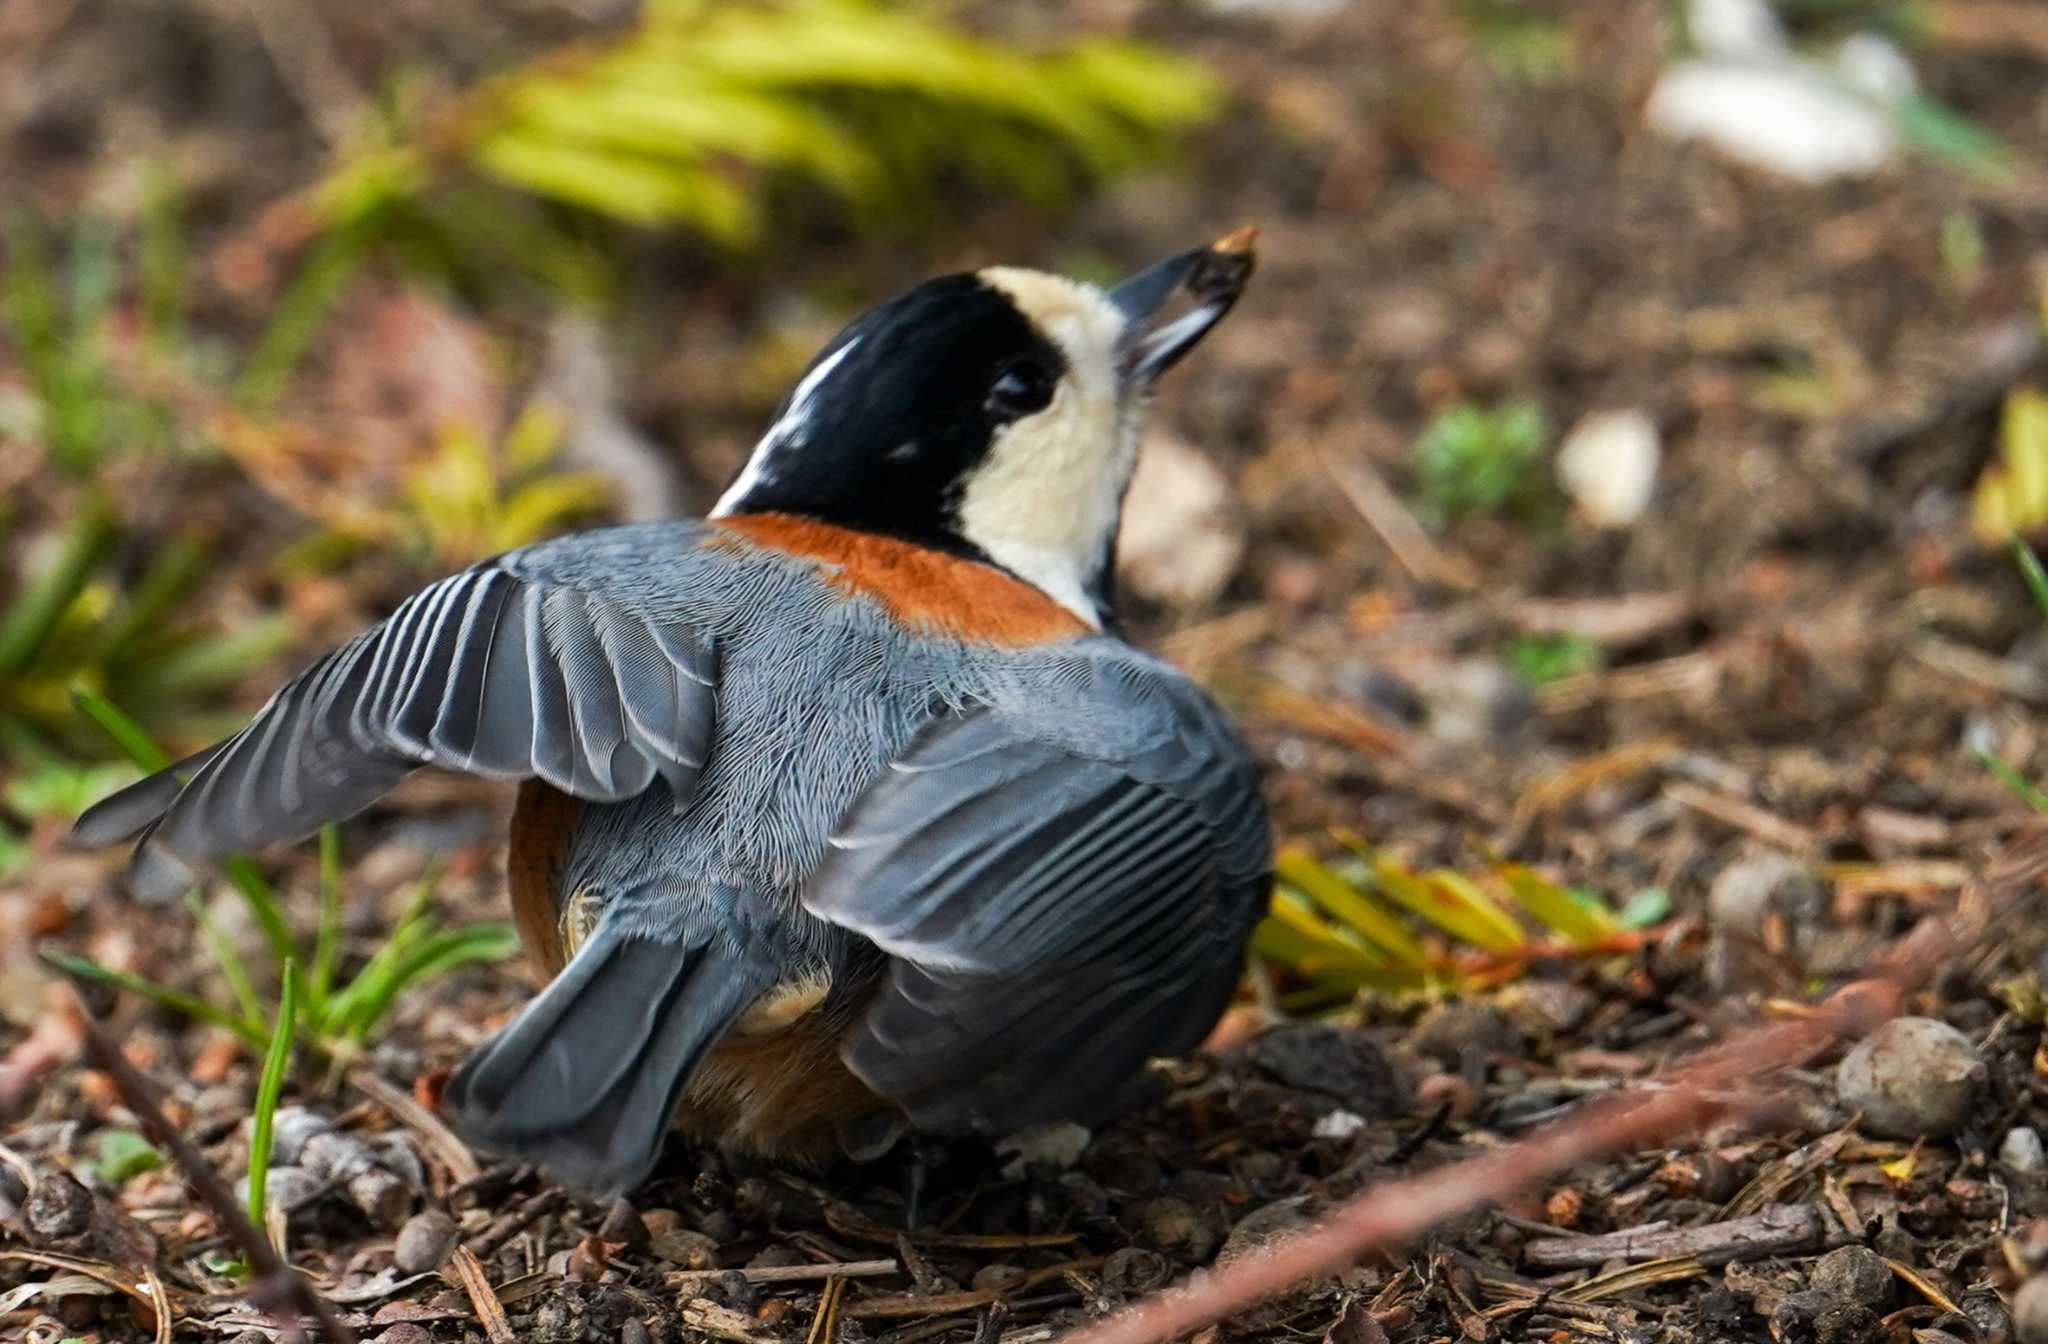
[73,230,1273,1196]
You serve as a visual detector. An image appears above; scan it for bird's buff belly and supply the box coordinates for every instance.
[507,780,886,1156]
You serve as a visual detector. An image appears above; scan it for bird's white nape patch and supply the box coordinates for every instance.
[956,269,1139,630]
[711,337,864,517]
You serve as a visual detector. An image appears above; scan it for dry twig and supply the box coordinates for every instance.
[67,993,357,1344]
[444,1244,516,1344]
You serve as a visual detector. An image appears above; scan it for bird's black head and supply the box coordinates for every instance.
[713,234,1255,627]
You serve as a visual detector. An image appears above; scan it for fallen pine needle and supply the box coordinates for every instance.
[445,1245,516,1344]
[668,1258,900,1289]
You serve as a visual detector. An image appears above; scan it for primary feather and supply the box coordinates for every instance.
[73,524,720,886]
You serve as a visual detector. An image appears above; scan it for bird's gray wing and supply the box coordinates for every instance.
[803,656,1271,1132]
[74,523,720,884]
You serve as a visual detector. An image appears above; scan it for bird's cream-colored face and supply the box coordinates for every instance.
[954,268,1145,629]
[710,234,1252,628]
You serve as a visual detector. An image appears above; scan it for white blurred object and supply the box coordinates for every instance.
[1651,3,1918,184]
[1312,1110,1367,1140]
[1648,59,1899,182]
[1556,409,1661,528]
[1684,0,1787,58]
[1832,31,1917,102]
[535,314,689,521]
[1116,433,1247,609]
[996,1121,1092,1175]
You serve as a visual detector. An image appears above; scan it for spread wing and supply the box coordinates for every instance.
[803,658,1270,1131]
[74,523,719,889]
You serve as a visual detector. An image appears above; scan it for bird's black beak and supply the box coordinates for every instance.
[1109,226,1257,386]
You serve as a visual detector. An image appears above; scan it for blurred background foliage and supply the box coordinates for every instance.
[312,0,1219,300]
[2,0,2046,1011]
[0,0,1220,883]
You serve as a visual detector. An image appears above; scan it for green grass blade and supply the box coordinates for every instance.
[246,960,300,1247]
[89,537,210,665]
[311,825,342,1007]
[44,951,267,1049]
[1371,859,1526,954]
[2012,532,2048,624]
[223,857,302,972]
[1493,861,1619,946]
[185,890,265,1032]
[69,687,173,772]
[0,502,116,676]
[316,860,442,1035]
[1977,748,2048,816]
[235,228,365,412]
[1273,849,1428,966]
[2,211,64,392]
[342,923,517,1042]
[135,615,295,696]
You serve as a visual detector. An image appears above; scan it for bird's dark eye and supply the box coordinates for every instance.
[986,358,1056,420]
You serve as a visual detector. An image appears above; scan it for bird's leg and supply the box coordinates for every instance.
[904,1134,933,1231]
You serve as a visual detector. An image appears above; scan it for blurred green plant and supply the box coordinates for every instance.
[401,406,612,566]
[1971,388,2048,545]
[1410,399,1555,529]
[0,506,295,763]
[48,693,517,1069]
[1456,0,1575,81]
[1974,534,2048,816]
[314,0,1221,295]
[3,210,178,476]
[1891,94,2012,181]
[246,959,299,1251]
[1939,210,1985,295]
[1506,633,1604,687]
[1252,835,1661,1007]
[2,180,364,466]
[91,1129,165,1186]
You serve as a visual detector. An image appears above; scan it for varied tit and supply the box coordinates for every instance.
[75,231,1272,1196]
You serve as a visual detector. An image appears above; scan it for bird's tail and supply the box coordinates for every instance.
[444,910,769,1194]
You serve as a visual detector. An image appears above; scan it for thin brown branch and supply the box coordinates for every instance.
[66,988,358,1344]
[1059,833,2040,1344]
[445,1244,516,1344]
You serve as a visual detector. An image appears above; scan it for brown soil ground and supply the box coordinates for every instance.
[8,2,2048,1342]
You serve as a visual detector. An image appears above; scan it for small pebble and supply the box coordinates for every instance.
[1809,1246,1892,1310]
[996,1121,1092,1174]
[1771,1288,1881,1344]
[1217,1197,1312,1265]
[599,1198,649,1250]
[2016,1275,2048,1344]
[1245,1022,1409,1117]
[1835,1017,1986,1139]
[393,1209,458,1275]
[971,1263,1027,1293]
[25,1171,92,1243]
[2007,1128,2048,1174]
[1556,408,1660,527]
[1408,1003,1523,1069]
[652,1229,720,1270]
[1706,853,1817,934]
[1961,1287,2015,1344]
[1495,980,1597,1036]
[371,1327,434,1344]
[1139,1195,1218,1260]
[1311,1110,1366,1140]
[1101,1247,1172,1294]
